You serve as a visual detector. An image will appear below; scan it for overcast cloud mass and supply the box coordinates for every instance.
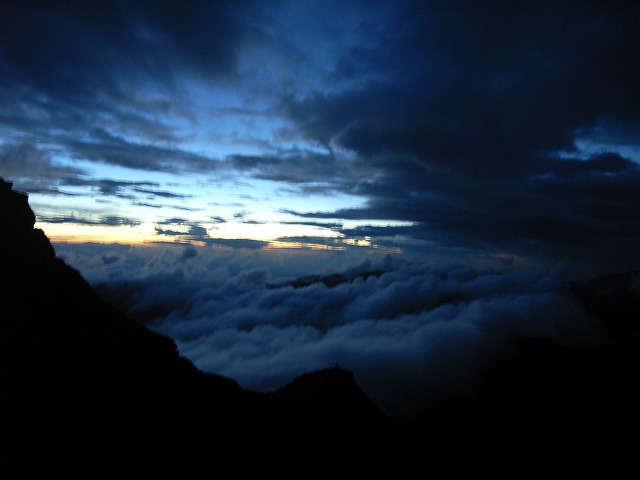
[2,1,639,416]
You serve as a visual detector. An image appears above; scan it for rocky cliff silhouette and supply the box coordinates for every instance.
[0,178,395,476]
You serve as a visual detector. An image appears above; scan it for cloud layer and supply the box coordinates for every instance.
[59,243,607,417]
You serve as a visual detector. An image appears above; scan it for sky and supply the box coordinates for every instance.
[2,1,640,417]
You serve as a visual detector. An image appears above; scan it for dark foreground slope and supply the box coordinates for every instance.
[391,275,640,476]
[0,178,395,477]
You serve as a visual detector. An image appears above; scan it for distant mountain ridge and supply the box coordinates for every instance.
[266,270,385,290]
[0,178,395,476]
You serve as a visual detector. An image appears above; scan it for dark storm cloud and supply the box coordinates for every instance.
[283,150,640,273]
[274,1,640,275]
[0,0,251,102]
[310,1,640,162]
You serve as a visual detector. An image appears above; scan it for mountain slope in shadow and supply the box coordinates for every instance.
[0,178,396,477]
[392,271,640,476]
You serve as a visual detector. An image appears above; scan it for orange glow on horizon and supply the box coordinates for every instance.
[37,221,173,246]
[38,222,404,255]
[266,240,347,251]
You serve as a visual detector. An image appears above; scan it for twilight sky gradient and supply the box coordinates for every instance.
[2,1,639,416]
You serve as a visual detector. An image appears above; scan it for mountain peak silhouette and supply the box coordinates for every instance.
[0,178,395,476]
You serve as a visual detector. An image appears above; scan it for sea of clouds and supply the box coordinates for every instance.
[57,243,605,418]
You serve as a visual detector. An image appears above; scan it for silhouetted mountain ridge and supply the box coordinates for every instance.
[266,270,385,289]
[0,178,396,476]
[394,271,640,476]
[571,269,640,340]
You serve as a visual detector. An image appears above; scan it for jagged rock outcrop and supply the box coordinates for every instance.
[0,178,396,477]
